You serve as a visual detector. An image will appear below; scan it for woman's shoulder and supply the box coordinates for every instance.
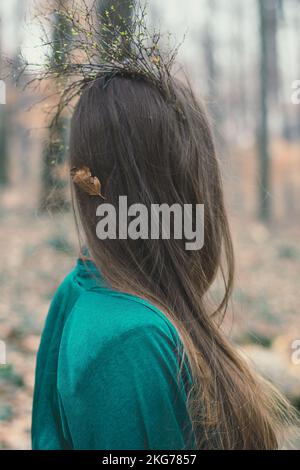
[56,259,188,390]
[57,287,188,401]
[61,286,181,361]
[55,257,179,347]
[55,269,194,450]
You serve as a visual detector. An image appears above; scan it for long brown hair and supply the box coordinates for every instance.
[69,74,297,449]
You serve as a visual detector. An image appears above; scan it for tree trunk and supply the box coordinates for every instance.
[0,16,8,186]
[202,0,222,129]
[257,0,278,223]
[39,1,71,211]
[0,106,8,186]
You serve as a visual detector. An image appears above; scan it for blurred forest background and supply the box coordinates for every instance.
[0,0,300,449]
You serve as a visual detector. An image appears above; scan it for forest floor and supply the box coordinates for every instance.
[0,201,300,449]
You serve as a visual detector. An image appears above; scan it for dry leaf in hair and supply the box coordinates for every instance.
[70,166,105,198]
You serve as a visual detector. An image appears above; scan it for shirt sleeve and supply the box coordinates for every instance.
[57,302,194,450]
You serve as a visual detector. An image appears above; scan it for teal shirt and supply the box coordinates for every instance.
[32,259,195,450]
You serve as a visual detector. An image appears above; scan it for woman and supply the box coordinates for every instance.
[31,6,297,450]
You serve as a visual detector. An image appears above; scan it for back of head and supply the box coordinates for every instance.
[70,73,298,449]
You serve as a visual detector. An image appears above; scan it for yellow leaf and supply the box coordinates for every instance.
[70,166,105,198]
